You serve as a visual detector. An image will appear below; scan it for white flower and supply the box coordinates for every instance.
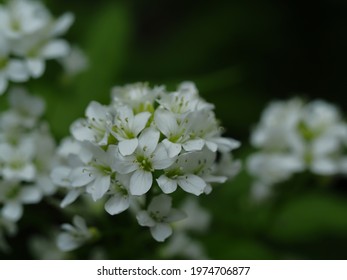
[0,139,36,181]
[68,144,114,201]
[248,97,347,193]
[104,174,131,215]
[157,152,207,196]
[110,106,151,156]
[59,45,88,76]
[154,108,201,157]
[113,128,175,195]
[111,82,162,113]
[247,152,304,186]
[1,87,45,129]
[0,47,29,95]
[0,180,42,222]
[251,98,303,152]
[0,0,74,82]
[157,81,213,114]
[136,194,186,242]
[71,101,113,146]
[56,215,93,252]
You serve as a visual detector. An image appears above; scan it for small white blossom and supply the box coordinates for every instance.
[56,215,93,252]
[59,45,88,76]
[113,128,175,195]
[110,106,151,156]
[136,194,186,242]
[70,101,113,146]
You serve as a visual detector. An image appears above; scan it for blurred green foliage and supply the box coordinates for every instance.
[2,0,347,259]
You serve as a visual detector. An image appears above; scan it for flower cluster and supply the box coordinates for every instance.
[0,88,57,224]
[247,98,347,199]
[52,82,240,242]
[0,0,74,94]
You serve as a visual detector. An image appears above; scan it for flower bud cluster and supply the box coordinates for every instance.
[247,98,347,198]
[0,0,74,94]
[52,82,240,241]
[0,88,57,223]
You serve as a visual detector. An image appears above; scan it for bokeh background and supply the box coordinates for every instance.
[2,0,347,259]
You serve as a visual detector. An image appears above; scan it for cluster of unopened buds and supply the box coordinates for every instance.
[0,0,74,94]
[247,98,347,199]
[52,82,241,242]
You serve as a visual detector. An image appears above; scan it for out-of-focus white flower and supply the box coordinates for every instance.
[56,215,93,252]
[0,0,74,93]
[0,88,57,223]
[0,46,29,95]
[53,81,240,242]
[59,45,88,76]
[111,83,162,113]
[248,97,347,197]
[0,180,42,222]
[136,194,186,242]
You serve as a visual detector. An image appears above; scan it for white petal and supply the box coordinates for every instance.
[26,59,45,78]
[86,101,107,120]
[112,151,137,174]
[154,109,178,137]
[162,139,181,158]
[178,174,206,196]
[6,59,29,82]
[61,189,82,208]
[129,169,152,195]
[20,187,42,204]
[51,166,71,187]
[86,175,110,201]
[56,233,79,252]
[182,139,205,151]
[152,143,176,169]
[132,112,151,135]
[2,202,23,222]
[205,141,218,152]
[119,138,138,156]
[104,193,129,215]
[52,12,74,36]
[150,223,172,242]
[156,175,177,194]
[69,167,95,187]
[19,164,36,181]
[41,40,70,59]
[136,211,155,227]
[165,209,187,223]
[73,216,89,233]
[138,128,160,154]
[213,137,241,152]
[311,158,338,175]
[70,119,96,142]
